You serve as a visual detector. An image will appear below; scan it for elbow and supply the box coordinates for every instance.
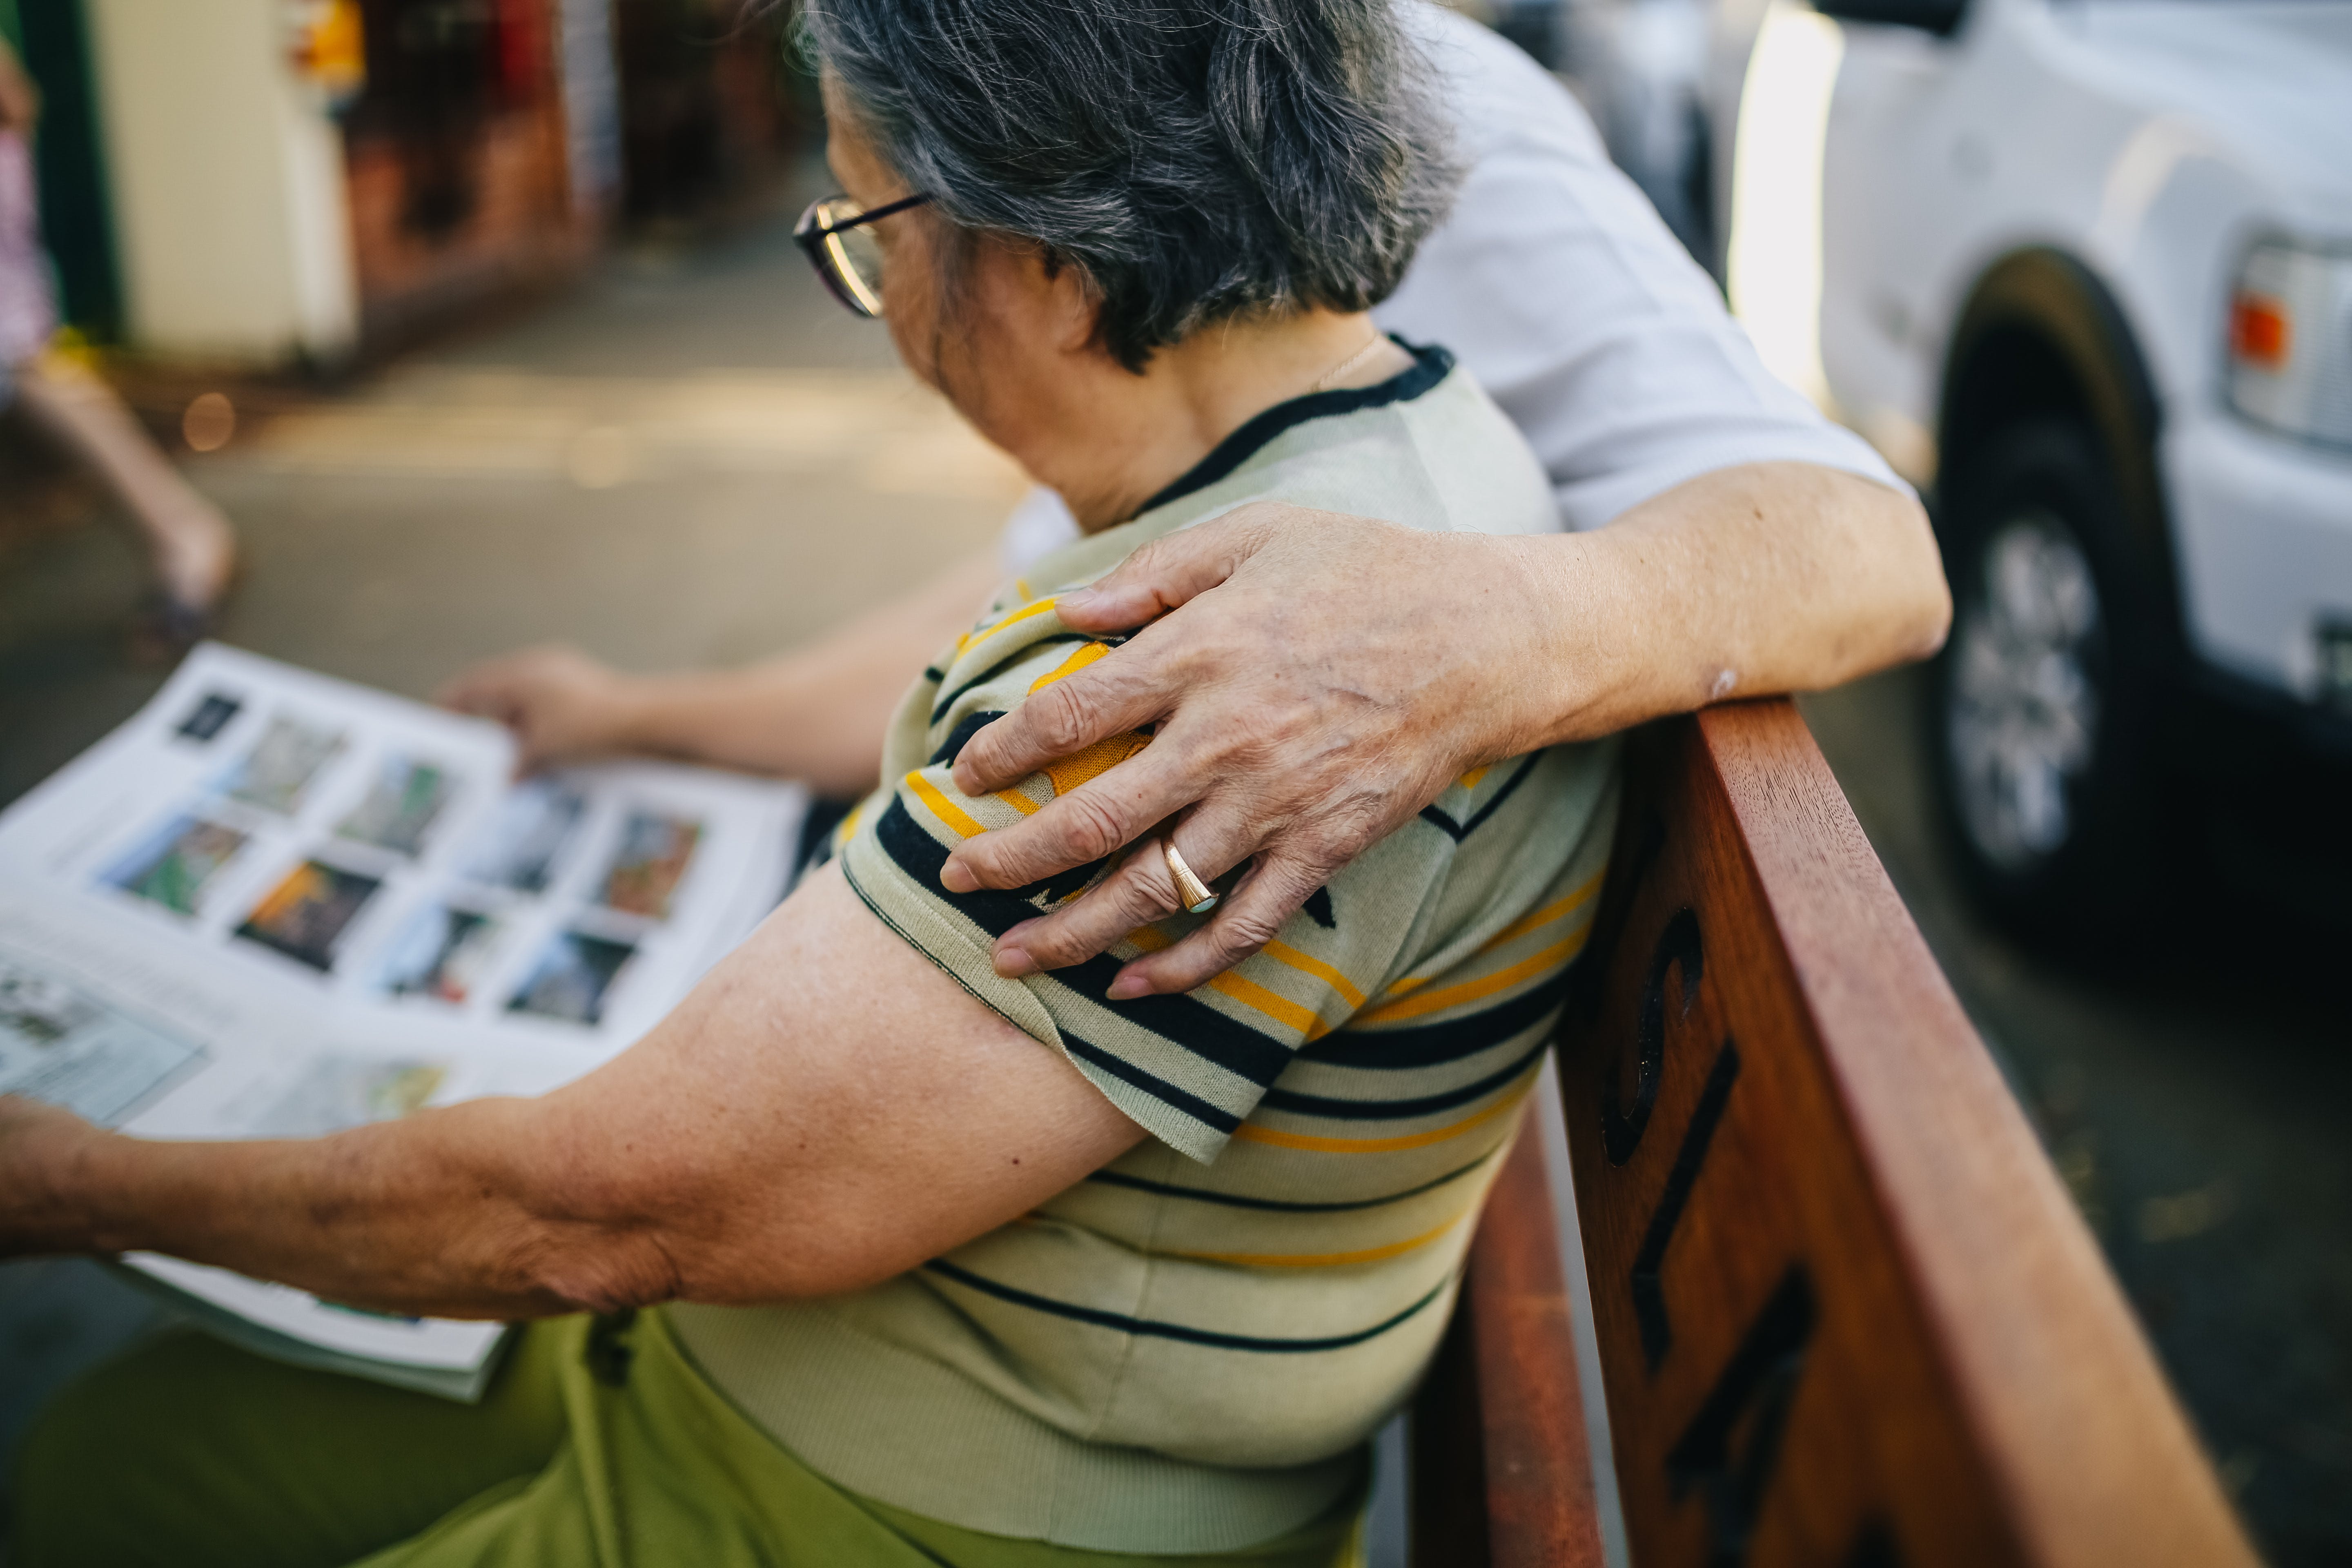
[499,1129,703,1315]
[1894,493,1954,664]
[519,1221,897,1313]
[503,1153,864,1313]
[1915,579,1954,662]
[519,1223,689,1316]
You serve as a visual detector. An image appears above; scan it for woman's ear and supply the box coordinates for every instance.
[1035,247,1105,358]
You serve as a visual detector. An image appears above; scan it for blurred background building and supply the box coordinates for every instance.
[0,0,807,369]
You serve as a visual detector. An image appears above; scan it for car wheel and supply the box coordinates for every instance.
[1929,419,2172,944]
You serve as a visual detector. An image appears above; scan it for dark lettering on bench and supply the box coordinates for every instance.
[1630,1036,1740,1371]
[1601,906,1700,1166]
[1843,1519,1903,1568]
[1411,703,2256,1568]
[1664,1263,1814,1566]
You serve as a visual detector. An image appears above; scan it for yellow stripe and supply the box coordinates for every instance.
[1371,866,1607,1004]
[1457,764,1490,792]
[949,594,1061,657]
[1115,941,1338,1042]
[1169,1213,1468,1269]
[974,595,1060,643]
[1262,940,1366,1009]
[1477,867,1606,954]
[904,771,986,840]
[1117,935,1362,1039]
[1352,926,1591,1027]
[995,788,1042,817]
[1029,639,1109,693]
[1234,1076,1536,1154]
[1207,971,1325,1038]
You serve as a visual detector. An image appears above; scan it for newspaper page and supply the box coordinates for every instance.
[0,643,810,1398]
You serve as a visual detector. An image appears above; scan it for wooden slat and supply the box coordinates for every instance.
[1548,701,2254,1567]
[1410,1127,1608,1568]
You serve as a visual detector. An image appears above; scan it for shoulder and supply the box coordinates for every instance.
[1220,357,1558,539]
[1402,2,1608,167]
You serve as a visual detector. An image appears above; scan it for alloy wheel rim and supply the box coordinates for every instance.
[1947,513,2103,871]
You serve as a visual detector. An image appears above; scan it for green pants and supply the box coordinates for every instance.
[9,1308,1365,1568]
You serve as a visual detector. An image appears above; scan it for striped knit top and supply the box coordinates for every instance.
[668,343,1621,1554]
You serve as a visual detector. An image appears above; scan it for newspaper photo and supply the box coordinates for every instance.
[0,643,811,1399]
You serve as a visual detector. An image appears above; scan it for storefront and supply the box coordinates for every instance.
[340,0,597,347]
[9,0,799,371]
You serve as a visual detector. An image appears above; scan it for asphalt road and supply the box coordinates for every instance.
[1,196,2343,1563]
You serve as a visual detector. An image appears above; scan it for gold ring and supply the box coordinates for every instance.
[1161,839,1220,915]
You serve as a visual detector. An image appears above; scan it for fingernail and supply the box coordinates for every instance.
[995,944,1038,979]
[1106,969,1150,1001]
[940,860,978,894]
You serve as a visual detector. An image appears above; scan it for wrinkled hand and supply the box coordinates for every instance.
[0,1095,98,1258]
[943,503,1560,997]
[438,645,640,773]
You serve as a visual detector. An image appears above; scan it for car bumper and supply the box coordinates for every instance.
[2165,410,2352,709]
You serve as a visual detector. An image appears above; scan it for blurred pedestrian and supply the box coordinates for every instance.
[0,35,236,644]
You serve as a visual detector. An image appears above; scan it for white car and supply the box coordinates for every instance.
[1709,0,2352,935]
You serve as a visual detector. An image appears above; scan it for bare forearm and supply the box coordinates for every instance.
[1519,462,1951,746]
[0,871,1141,1318]
[30,1100,626,1320]
[613,548,998,793]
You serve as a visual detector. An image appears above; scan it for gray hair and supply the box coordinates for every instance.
[799,0,1460,372]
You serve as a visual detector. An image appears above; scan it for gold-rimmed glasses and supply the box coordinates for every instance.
[793,192,931,318]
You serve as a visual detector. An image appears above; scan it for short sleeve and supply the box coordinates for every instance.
[838,614,1449,1164]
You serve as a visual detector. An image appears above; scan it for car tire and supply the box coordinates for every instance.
[1927,418,2175,947]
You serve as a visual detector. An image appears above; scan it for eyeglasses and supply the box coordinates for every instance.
[794,192,932,318]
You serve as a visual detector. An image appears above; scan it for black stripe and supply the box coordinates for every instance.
[929,634,1091,726]
[876,801,1294,1087]
[1085,1150,1496,1214]
[1299,964,1574,1071]
[1419,753,1542,842]
[1135,341,1456,516]
[929,710,1007,768]
[791,795,858,885]
[1063,1032,1241,1134]
[1260,1037,1550,1121]
[924,1259,1452,1353]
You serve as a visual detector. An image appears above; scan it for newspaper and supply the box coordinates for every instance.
[0,644,810,1399]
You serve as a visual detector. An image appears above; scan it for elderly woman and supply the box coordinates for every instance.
[3,2,1619,1564]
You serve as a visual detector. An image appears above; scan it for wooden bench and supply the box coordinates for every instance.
[1410,700,2257,1568]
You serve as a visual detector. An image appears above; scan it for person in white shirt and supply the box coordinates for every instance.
[442,4,1949,993]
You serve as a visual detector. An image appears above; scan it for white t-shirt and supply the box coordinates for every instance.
[1002,3,1902,574]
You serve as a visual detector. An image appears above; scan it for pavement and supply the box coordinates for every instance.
[1,192,2345,1564]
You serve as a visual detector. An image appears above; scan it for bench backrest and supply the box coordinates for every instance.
[1414,701,2254,1568]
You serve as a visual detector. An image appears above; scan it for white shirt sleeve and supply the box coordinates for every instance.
[997,5,1908,573]
[1377,4,1905,532]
